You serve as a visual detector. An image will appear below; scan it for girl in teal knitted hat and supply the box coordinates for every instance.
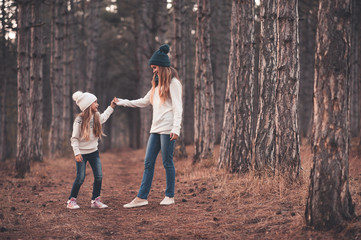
[116,44,183,208]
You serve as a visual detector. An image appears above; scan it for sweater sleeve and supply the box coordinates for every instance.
[169,78,183,136]
[70,117,82,156]
[100,106,114,124]
[116,90,151,108]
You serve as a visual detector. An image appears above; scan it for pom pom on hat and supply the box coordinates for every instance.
[72,91,83,102]
[159,44,170,54]
[72,91,97,111]
[148,44,171,67]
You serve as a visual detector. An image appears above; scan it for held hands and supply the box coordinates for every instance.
[170,133,178,141]
[111,97,119,108]
[75,154,83,162]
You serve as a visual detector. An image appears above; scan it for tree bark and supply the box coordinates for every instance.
[16,0,31,177]
[230,0,255,172]
[172,0,187,158]
[210,0,231,144]
[358,0,361,146]
[182,1,194,145]
[135,0,152,149]
[218,0,254,172]
[252,0,277,172]
[69,0,83,122]
[29,0,43,162]
[72,0,86,91]
[134,0,168,148]
[218,0,238,169]
[275,0,300,178]
[193,0,215,162]
[62,2,71,140]
[85,0,101,92]
[350,0,360,137]
[305,0,355,230]
[298,0,318,139]
[0,0,7,161]
[48,0,64,157]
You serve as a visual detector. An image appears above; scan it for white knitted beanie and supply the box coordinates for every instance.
[72,91,97,111]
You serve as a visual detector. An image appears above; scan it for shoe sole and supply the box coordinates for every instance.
[123,202,148,208]
[91,205,108,208]
[160,202,175,206]
[67,206,80,209]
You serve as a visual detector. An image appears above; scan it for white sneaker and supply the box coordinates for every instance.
[91,196,108,208]
[123,197,148,208]
[160,196,175,206]
[67,197,80,209]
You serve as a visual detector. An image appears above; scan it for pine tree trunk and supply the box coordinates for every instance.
[358,0,361,146]
[151,0,168,44]
[193,0,215,162]
[62,3,71,140]
[0,0,7,161]
[69,0,80,120]
[29,0,43,162]
[183,1,194,145]
[135,0,152,149]
[210,0,231,144]
[218,0,238,169]
[350,0,360,137]
[230,0,254,172]
[49,0,64,157]
[134,0,168,148]
[172,0,187,158]
[131,0,143,149]
[74,0,86,91]
[138,65,152,149]
[305,0,355,230]
[49,1,55,155]
[275,0,300,177]
[299,0,318,139]
[252,0,277,171]
[16,0,31,177]
[218,0,254,172]
[129,110,140,148]
[85,0,100,92]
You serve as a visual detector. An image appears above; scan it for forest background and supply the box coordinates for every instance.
[1,0,361,238]
[1,0,330,159]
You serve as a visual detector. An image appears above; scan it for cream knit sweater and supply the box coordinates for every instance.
[116,77,183,136]
[71,106,114,156]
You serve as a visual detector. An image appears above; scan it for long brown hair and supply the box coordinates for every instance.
[78,107,103,141]
[150,66,180,104]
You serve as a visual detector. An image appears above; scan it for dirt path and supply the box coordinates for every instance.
[1,146,361,239]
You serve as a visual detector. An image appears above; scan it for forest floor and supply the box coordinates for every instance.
[1,143,361,240]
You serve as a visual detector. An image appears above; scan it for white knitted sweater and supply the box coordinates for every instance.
[116,77,183,136]
[70,106,114,156]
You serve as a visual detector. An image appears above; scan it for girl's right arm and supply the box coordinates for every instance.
[116,90,151,108]
[70,117,82,157]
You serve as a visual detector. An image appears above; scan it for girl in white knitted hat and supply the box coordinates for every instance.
[67,91,118,209]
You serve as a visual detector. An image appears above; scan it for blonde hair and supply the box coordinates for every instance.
[77,107,103,141]
[150,66,180,104]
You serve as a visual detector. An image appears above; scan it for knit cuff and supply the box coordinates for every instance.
[171,127,180,137]
[73,149,81,156]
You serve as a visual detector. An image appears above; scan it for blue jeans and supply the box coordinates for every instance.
[137,133,176,199]
[69,150,103,200]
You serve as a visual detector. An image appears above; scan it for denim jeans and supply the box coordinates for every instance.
[137,133,176,199]
[69,150,103,200]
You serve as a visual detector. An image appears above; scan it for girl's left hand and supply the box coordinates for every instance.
[170,133,178,141]
[111,97,119,108]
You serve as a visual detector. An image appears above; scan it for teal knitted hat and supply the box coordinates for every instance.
[148,44,171,67]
